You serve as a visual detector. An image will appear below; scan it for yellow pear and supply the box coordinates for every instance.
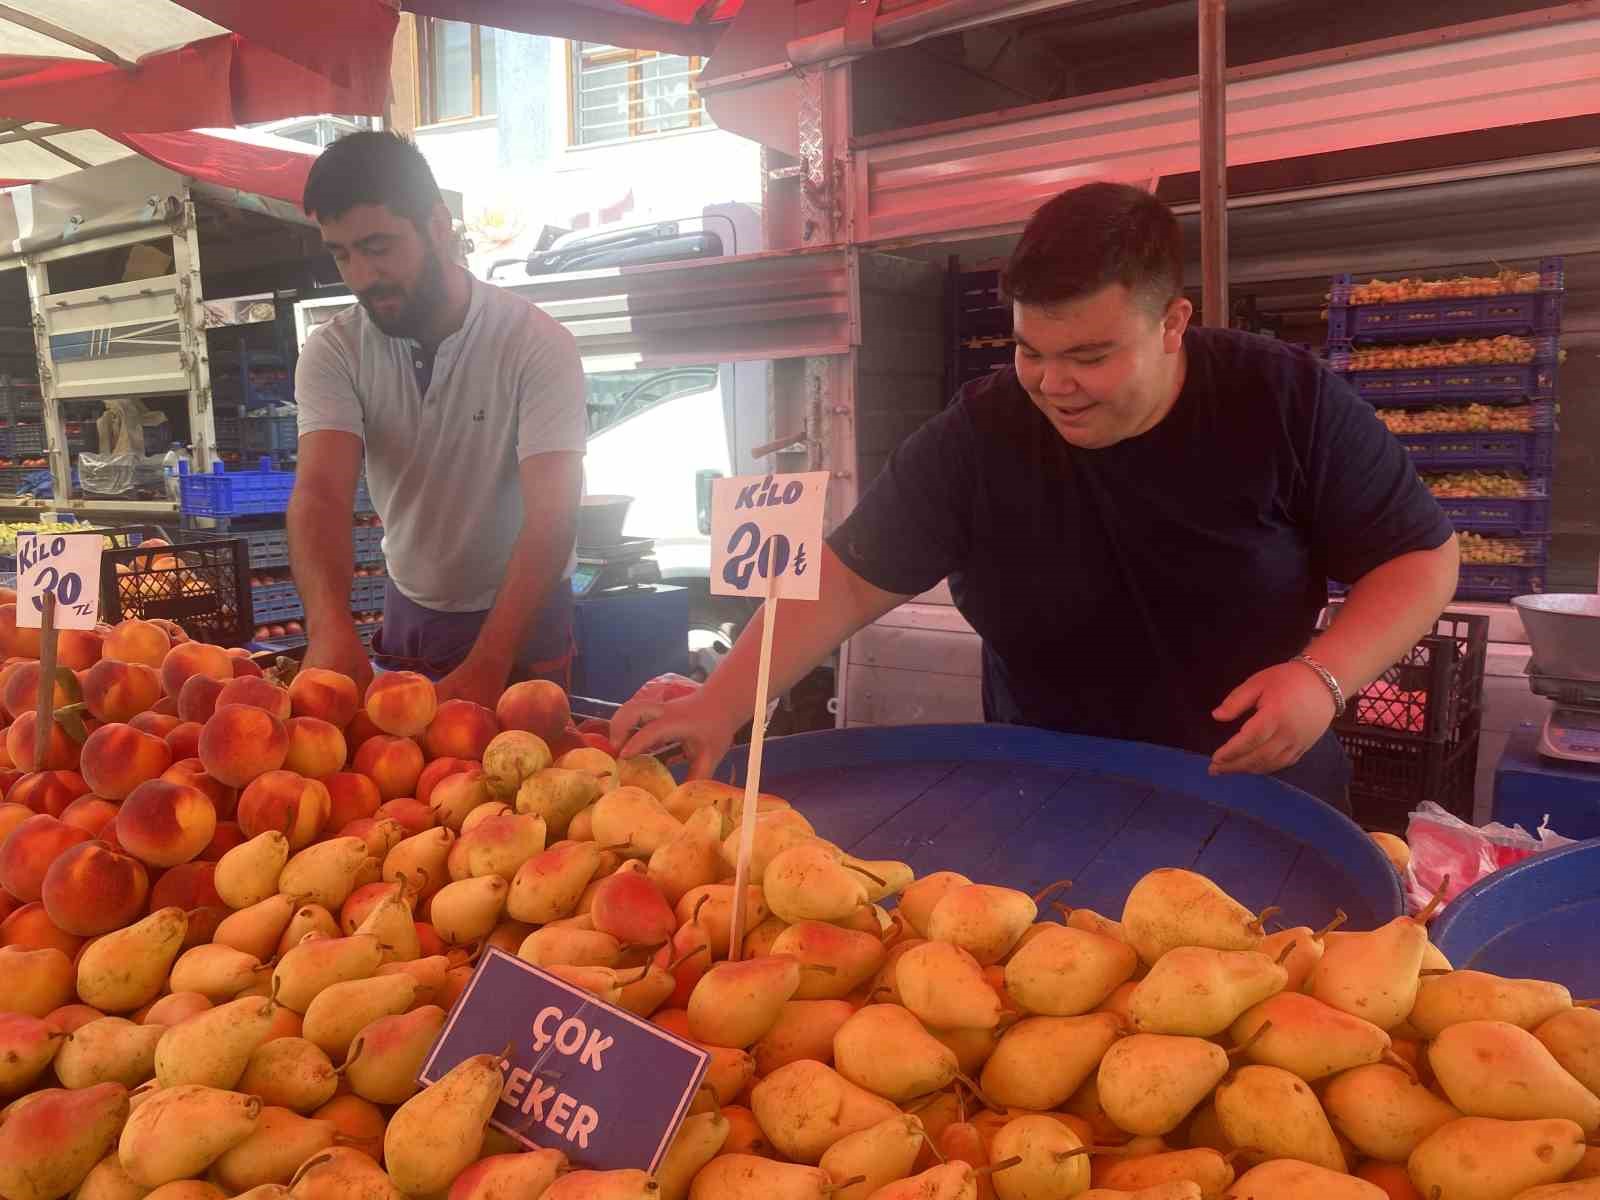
[214,894,303,963]
[769,921,887,1000]
[929,1024,1001,1077]
[344,1005,448,1105]
[118,1085,263,1188]
[898,872,973,938]
[926,885,1037,966]
[235,1037,339,1114]
[215,832,291,910]
[208,1107,339,1192]
[168,944,271,1001]
[1097,1034,1228,1136]
[1229,991,1392,1080]
[655,1112,730,1200]
[155,994,279,1089]
[55,1017,164,1090]
[518,924,622,968]
[383,1049,511,1197]
[430,875,510,945]
[78,908,189,1014]
[353,883,421,964]
[517,767,603,838]
[981,1013,1124,1111]
[382,828,456,902]
[302,974,416,1062]
[1224,1161,1383,1198]
[865,1163,982,1200]
[752,1060,902,1163]
[833,1005,958,1102]
[1120,869,1263,965]
[1408,970,1573,1038]
[1129,948,1287,1037]
[688,1155,836,1200]
[447,1150,569,1200]
[288,1147,403,1200]
[764,844,869,925]
[989,1113,1089,1200]
[1536,1007,1600,1095]
[1258,910,1347,993]
[1430,1020,1600,1132]
[376,955,450,1006]
[0,1014,64,1096]
[508,841,603,925]
[0,946,75,1018]
[1321,1063,1461,1163]
[717,810,816,880]
[1214,1064,1344,1173]
[0,1084,130,1200]
[673,884,768,961]
[446,813,547,882]
[687,956,800,1048]
[275,905,340,958]
[649,808,729,906]
[819,1114,924,1200]
[753,999,856,1075]
[1408,1118,1586,1200]
[1091,1148,1233,1196]
[1005,924,1138,1016]
[279,838,374,910]
[1066,907,1126,942]
[483,731,553,796]
[896,941,1002,1030]
[271,933,384,1014]
[1310,909,1439,1032]
[592,786,684,857]
[74,1153,151,1200]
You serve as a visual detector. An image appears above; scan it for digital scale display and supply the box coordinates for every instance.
[571,566,600,596]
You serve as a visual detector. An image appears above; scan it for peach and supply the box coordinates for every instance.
[184,905,227,949]
[0,944,74,1017]
[161,759,238,822]
[115,779,217,867]
[0,813,92,901]
[198,704,288,788]
[0,771,22,801]
[496,680,571,743]
[416,757,473,806]
[0,900,84,957]
[326,771,382,831]
[148,618,189,646]
[5,713,83,773]
[59,796,119,839]
[9,770,91,818]
[165,721,203,761]
[104,619,172,668]
[345,709,383,752]
[364,671,438,737]
[0,802,33,844]
[130,712,182,740]
[290,668,361,728]
[41,841,150,936]
[149,860,223,912]
[215,676,291,721]
[0,604,41,660]
[56,629,103,672]
[2,661,74,721]
[153,696,180,717]
[283,717,348,780]
[177,674,227,724]
[231,656,265,679]
[547,723,588,759]
[353,735,425,801]
[199,821,246,862]
[424,700,500,762]
[161,640,233,698]
[0,733,10,771]
[237,770,331,850]
[415,923,446,959]
[375,797,435,836]
[80,723,173,801]
[83,659,163,724]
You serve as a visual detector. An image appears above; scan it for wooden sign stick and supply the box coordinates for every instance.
[33,593,57,769]
[727,571,780,961]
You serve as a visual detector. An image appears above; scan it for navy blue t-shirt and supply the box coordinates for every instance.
[828,326,1454,756]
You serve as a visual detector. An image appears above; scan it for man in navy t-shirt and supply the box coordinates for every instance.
[612,184,1459,812]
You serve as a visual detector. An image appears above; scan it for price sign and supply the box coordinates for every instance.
[16,532,101,630]
[418,949,709,1173]
[710,471,828,601]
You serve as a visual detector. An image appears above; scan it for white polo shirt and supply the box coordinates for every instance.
[294,275,586,612]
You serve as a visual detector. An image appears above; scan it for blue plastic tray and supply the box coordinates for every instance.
[716,725,1404,932]
[1431,839,1600,996]
[1400,430,1554,473]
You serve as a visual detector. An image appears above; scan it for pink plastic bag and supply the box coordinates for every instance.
[1402,801,1579,913]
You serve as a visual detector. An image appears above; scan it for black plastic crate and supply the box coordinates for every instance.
[1324,609,1489,745]
[100,537,254,647]
[1338,728,1480,834]
[241,415,298,456]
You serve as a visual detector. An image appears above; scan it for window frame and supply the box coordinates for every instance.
[568,42,708,147]
[417,17,496,126]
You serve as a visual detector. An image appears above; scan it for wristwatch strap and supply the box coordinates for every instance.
[1293,654,1346,718]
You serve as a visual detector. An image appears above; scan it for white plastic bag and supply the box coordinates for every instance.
[1402,801,1579,913]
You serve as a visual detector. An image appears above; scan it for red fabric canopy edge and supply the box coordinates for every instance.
[115,131,316,207]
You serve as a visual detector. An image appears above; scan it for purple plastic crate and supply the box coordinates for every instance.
[1331,340,1559,405]
[1434,489,1552,534]
[1455,563,1546,602]
[1399,430,1554,473]
[1328,258,1564,344]
[1330,257,1563,306]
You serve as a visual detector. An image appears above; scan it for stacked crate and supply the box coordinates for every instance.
[1327,258,1563,601]
[0,376,47,494]
[243,520,387,649]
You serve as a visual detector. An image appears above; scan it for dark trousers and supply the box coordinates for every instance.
[370,579,576,689]
[1272,728,1354,816]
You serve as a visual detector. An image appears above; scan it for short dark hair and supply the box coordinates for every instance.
[303,131,443,227]
[1001,182,1183,313]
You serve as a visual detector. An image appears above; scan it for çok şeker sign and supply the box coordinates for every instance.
[416,949,709,1172]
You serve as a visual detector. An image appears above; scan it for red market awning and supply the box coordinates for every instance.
[116,129,319,206]
[0,1,397,135]
[404,0,741,56]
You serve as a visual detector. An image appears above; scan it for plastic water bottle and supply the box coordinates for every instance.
[163,443,185,503]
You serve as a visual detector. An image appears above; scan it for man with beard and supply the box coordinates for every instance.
[288,133,585,704]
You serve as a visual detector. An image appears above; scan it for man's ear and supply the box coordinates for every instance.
[428,201,453,249]
[1163,296,1194,352]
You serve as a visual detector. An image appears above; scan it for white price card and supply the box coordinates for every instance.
[16,532,102,629]
[710,472,827,602]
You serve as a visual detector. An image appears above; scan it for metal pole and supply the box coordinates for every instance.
[1199,0,1228,328]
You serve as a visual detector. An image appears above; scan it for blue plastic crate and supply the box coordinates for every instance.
[1332,347,1558,405]
[179,458,294,517]
[1329,257,1563,304]
[250,582,303,623]
[1435,491,1552,534]
[241,415,298,456]
[1399,430,1554,473]
[351,576,387,609]
[353,526,385,563]
[1455,563,1545,602]
[1328,259,1564,344]
[245,527,290,569]
[9,424,42,453]
[355,476,373,513]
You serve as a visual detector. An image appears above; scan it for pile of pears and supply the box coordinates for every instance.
[0,666,1597,1200]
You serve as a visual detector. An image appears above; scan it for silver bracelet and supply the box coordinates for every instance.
[1293,654,1346,717]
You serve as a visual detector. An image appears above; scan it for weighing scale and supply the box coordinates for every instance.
[1514,594,1600,765]
[571,536,661,599]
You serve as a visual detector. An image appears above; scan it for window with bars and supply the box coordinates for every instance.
[570,43,711,145]
[418,19,497,124]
